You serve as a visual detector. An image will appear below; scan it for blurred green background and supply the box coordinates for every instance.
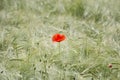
[0,0,120,80]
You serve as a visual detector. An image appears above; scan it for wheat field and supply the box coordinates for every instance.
[0,0,120,80]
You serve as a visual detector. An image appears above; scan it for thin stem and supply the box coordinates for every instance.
[58,42,62,80]
[33,64,36,80]
[59,42,60,54]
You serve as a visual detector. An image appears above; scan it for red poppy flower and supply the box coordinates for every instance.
[52,33,66,42]
[108,64,112,68]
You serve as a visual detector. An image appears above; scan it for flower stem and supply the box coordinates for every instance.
[59,42,60,54]
[58,42,62,80]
